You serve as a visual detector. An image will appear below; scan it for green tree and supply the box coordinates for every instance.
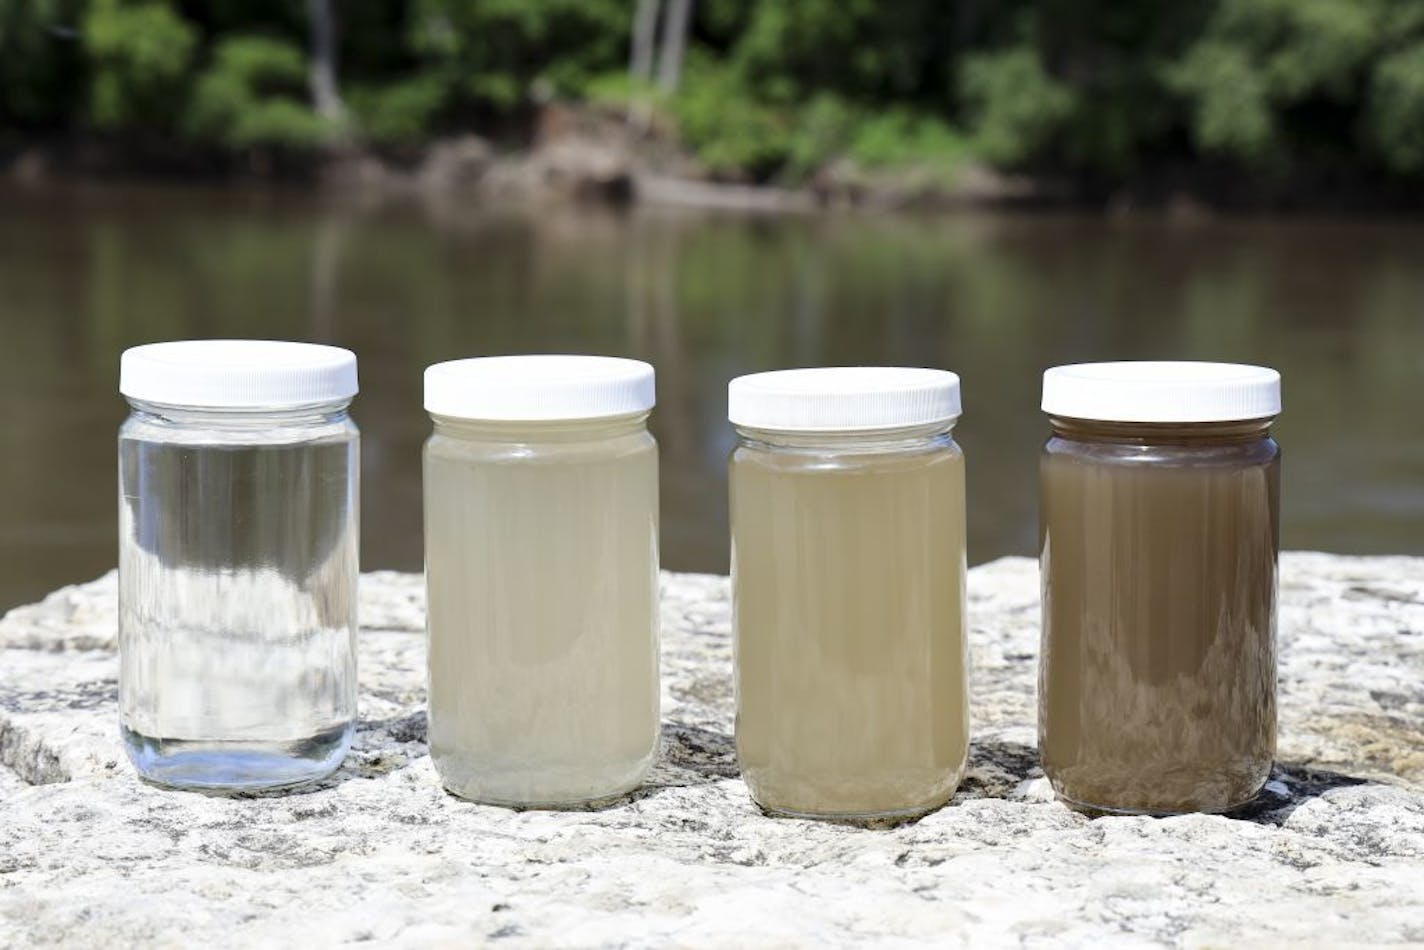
[1367,41,1424,173]
[960,48,1075,166]
[1032,0,1209,173]
[1165,0,1381,164]
[1165,42,1276,160]
[346,73,448,145]
[723,0,957,106]
[184,35,331,148]
[81,0,196,130]
[408,0,631,111]
[672,51,792,176]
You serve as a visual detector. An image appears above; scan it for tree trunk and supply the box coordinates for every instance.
[656,0,692,94]
[308,0,345,122]
[630,0,660,84]
[627,0,662,129]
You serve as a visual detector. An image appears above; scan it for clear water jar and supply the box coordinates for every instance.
[118,340,360,791]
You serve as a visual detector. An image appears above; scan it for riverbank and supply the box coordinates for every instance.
[1,554,1421,943]
[1,110,1055,215]
[13,101,1424,217]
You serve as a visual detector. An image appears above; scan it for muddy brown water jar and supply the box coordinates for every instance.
[729,367,969,822]
[1038,361,1282,815]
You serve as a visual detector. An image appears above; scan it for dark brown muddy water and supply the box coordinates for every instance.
[1,183,1421,610]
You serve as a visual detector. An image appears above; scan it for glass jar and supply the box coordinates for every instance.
[728,367,969,821]
[1038,361,1281,815]
[423,355,660,807]
[118,340,359,791]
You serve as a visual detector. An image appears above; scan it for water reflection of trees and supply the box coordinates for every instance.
[2,189,1423,611]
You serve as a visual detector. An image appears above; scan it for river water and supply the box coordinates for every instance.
[1,183,1420,610]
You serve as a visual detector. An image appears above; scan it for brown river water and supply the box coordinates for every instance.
[1,183,1420,610]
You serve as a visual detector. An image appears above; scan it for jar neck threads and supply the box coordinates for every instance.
[733,420,957,454]
[124,398,353,429]
[429,411,650,443]
[1047,416,1274,445]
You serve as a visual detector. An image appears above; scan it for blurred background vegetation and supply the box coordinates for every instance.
[6,0,1424,192]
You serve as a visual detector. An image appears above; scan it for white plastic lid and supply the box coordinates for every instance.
[728,367,962,431]
[424,355,655,420]
[120,340,358,409]
[1041,361,1281,422]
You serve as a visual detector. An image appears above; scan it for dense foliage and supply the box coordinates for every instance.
[5,0,1424,187]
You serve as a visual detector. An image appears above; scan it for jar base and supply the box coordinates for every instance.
[122,723,352,792]
[439,781,645,811]
[742,764,964,825]
[1052,784,1266,818]
[746,780,958,823]
[433,749,654,810]
[753,797,951,824]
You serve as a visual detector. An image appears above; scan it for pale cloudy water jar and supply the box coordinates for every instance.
[118,340,359,791]
[423,355,660,807]
[1039,361,1281,815]
[729,367,969,821]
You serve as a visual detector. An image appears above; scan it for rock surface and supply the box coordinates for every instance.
[1,554,1421,946]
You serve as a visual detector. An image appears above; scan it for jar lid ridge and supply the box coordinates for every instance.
[424,355,655,421]
[728,366,961,432]
[1041,361,1280,423]
[120,340,358,409]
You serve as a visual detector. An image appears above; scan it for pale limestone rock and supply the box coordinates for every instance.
[0,554,1421,946]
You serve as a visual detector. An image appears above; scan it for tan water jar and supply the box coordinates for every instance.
[1038,361,1282,815]
[729,367,969,821]
[423,356,660,807]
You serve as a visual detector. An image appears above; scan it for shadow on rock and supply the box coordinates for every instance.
[957,738,1041,801]
[950,743,1375,829]
[338,714,738,812]
[225,711,432,797]
[1227,762,1371,825]
[655,722,738,781]
[625,723,738,806]
[446,723,739,814]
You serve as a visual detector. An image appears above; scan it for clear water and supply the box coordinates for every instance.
[118,409,358,790]
[120,725,352,791]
